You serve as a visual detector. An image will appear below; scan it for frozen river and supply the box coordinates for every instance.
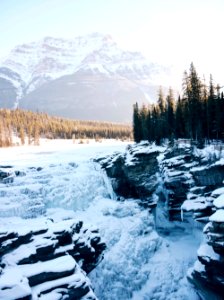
[0,140,200,299]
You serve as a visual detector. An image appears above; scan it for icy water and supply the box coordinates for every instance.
[0,141,200,300]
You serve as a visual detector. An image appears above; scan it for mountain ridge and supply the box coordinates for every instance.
[0,33,170,122]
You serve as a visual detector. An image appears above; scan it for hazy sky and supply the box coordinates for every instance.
[1,0,224,84]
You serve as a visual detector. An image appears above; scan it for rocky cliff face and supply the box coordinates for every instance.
[161,144,224,299]
[99,141,224,299]
[186,188,224,300]
[0,213,105,299]
[96,142,162,208]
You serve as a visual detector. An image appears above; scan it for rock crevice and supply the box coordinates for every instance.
[99,142,224,299]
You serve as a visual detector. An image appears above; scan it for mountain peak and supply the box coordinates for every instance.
[0,33,170,121]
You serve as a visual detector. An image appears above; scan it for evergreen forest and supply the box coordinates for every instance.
[133,63,224,145]
[0,109,132,147]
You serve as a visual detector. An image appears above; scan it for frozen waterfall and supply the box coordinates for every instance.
[0,141,200,300]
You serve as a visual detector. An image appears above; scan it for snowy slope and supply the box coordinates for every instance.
[0,33,170,121]
[0,33,166,97]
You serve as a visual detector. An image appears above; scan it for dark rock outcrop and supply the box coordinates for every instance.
[186,187,224,300]
[0,167,27,184]
[160,146,196,220]
[0,217,106,299]
[97,142,161,208]
[162,144,224,299]
[191,163,224,188]
[161,145,224,222]
[100,141,224,299]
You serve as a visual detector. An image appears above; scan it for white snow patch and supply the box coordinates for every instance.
[209,209,224,222]
[181,198,208,212]
[211,187,224,197]
[213,193,224,208]
[19,255,76,278]
[0,267,31,300]
[197,243,220,261]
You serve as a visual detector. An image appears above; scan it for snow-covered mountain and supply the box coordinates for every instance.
[0,33,170,121]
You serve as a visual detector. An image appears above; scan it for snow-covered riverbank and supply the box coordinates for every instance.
[0,141,200,299]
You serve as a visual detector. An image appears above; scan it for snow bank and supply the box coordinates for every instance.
[213,193,224,208]
[209,209,224,222]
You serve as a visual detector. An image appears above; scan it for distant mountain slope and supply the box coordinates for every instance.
[0,33,170,122]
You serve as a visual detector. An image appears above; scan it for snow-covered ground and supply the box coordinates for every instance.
[0,140,200,299]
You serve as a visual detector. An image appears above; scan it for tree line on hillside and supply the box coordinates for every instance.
[0,109,132,147]
[133,63,224,146]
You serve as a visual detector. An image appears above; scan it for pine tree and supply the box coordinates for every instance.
[182,63,203,141]
[33,122,40,146]
[215,84,222,140]
[140,104,149,140]
[201,76,209,140]
[158,86,166,113]
[132,64,223,144]
[133,103,142,142]
[146,106,152,141]
[175,96,185,138]
[182,70,191,138]
[220,92,224,139]
[19,127,25,145]
[151,105,160,144]
[157,86,166,139]
[208,75,216,139]
[189,63,203,140]
[166,87,175,140]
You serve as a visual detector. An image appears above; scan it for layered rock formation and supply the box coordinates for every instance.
[0,216,105,299]
[101,141,224,299]
[160,146,195,221]
[96,142,162,208]
[156,144,224,299]
[187,189,224,300]
[1,141,224,299]
[160,144,224,299]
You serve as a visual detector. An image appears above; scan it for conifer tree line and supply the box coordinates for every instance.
[133,63,224,145]
[0,109,132,147]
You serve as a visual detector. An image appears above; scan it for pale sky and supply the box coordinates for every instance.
[1,0,224,86]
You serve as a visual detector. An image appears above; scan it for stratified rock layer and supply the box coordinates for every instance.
[187,189,224,300]
[100,141,224,299]
[0,216,106,300]
[161,143,224,299]
[96,142,161,208]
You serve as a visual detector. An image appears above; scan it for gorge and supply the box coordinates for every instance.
[0,140,224,299]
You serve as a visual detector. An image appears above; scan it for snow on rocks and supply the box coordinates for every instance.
[209,209,224,222]
[0,267,31,300]
[2,141,224,300]
[162,144,224,223]
[157,142,224,298]
[96,141,224,298]
[213,193,224,209]
[96,141,164,208]
[160,145,196,221]
[0,214,105,299]
[187,187,224,299]
[191,163,224,187]
[0,141,129,300]
[81,199,163,300]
